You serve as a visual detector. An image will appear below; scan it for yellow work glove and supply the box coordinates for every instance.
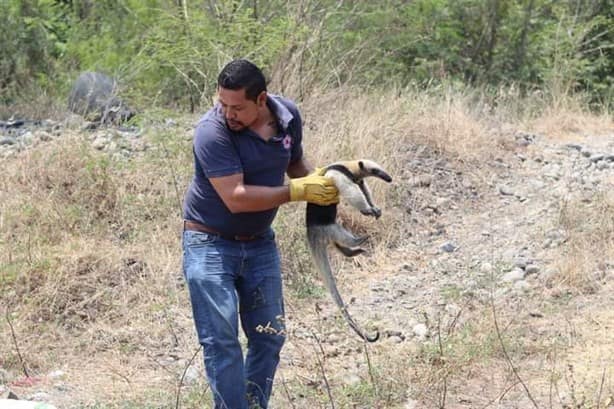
[288,172,339,205]
[311,167,326,176]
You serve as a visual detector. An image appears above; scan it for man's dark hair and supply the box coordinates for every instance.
[217,59,267,102]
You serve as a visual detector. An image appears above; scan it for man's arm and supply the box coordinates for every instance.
[209,157,336,214]
[209,173,290,214]
[287,157,313,179]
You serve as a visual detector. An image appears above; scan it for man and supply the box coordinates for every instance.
[182,59,338,409]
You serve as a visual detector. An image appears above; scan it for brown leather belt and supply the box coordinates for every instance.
[183,220,261,241]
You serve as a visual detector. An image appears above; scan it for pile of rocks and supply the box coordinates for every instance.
[0,118,146,159]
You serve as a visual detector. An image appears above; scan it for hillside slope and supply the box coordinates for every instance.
[1,93,612,408]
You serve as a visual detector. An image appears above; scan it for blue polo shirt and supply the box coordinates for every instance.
[183,94,303,236]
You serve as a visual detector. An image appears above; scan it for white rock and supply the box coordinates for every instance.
[513,280,530,292]
[48,370,65,380]
[412,323,429,339]
[541,269,558,282]
[502,268,525,283]
[596,161,609,170]
[0,399,57,409]
[435,197,451,209]
[27,392,52,402]
[21,131,34,145]
[445,303,461,316]
[590,153,605,162]
[480,262,493,273]
[0,368,9,383]
[404,399,419,409]
[183,366,200,385]
[342,373,362,386]
[92,137,107,150]
[498,184,515,196]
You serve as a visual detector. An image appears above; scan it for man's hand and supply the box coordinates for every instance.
[311,167,326,176]
[288,173,339,205]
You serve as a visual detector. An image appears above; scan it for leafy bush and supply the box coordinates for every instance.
[0,0,611,109]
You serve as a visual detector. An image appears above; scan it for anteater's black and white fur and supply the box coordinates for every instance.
[306,160,392,342]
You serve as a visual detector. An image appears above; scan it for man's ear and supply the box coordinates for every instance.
[257,91,267,107]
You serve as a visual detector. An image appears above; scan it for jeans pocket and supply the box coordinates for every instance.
[183,230,218,247]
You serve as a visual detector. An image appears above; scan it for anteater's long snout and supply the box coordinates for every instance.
[371,168,392,183]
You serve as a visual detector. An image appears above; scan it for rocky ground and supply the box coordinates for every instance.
[0,117,147,159]
[1,116,613,408]
[279,128,614,408]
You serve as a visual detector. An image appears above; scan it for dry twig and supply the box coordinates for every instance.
[490,288,539,408]
[175,345,204,409]
[5,308,30,378]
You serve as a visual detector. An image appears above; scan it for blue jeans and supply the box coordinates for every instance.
[182,229,286,409]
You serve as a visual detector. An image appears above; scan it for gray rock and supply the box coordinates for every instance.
[409,174,433,187]
[596,161,609,170]
[0,368,9,384]
[515,131,537,146]
[502,268,525,283]
[564,143,582,151]
[92,137,108,150]
[27,391,53,402]
[52,383,70,392]
[435,196,451,209]
[326,333,342,344]
[440,242,457,253]
[589,153,605,162]
[131,139,148,152]
[0,137,16,145]
[68,72,135,125]
[1,389,20,399]
[513,280,530,292]
[543,163,562,179]
[383,330,405,340]
[540,269,558,283]
[498,184,515,196]
[370,283,385,292]
[525,264,540,274]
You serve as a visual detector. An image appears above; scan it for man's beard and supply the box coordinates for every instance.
[226,119,245,131]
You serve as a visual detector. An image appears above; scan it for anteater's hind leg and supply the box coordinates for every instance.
[327,224,367,256]
[334,243,366,257]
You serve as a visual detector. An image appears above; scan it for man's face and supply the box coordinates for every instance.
[217,87,265,131]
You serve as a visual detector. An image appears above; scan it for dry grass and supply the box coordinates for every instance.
[529,99,614,141]
[554,191,614,293]
[0,129,194,406]
[1,86,613,408]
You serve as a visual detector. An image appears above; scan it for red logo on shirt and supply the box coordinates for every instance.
[282,134,292,150]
